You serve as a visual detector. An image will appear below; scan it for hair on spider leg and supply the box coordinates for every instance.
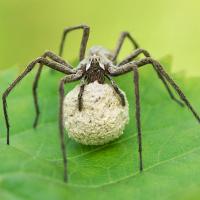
[2,24,200,183]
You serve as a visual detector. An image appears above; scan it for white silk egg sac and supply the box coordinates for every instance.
[63,81,129,145]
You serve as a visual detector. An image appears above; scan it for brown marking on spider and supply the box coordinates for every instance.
[2,24,200,182]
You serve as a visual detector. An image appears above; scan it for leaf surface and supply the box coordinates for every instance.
[0,57,200,200]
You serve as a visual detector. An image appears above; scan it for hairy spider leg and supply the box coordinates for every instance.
[112,31,139,62]
[118,48,184,107]
[106,75,126,106]
[59,24,90,61]
[33,51,74,128]
[108,57,200,172]
[2,57,75,145]
[33,24,90,127]
[59,71,83,182]
[136,58,200,122]
[78,79,86,111]
[133,64,143,171]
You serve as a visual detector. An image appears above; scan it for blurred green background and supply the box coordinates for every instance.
[0,0,200,76]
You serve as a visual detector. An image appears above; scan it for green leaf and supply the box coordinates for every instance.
[0,57,200,200]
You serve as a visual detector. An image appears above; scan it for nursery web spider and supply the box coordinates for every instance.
[2,24,200,182]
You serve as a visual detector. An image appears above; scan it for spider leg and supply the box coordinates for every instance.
[133,64,143,171]
[105,75,126,106]
[59,71,83,182]
[2,57,76,145]
[33,24,90,125]
[136,57,200,123]
[118,48,184,107]
[108,63,143,171]
[112,31,139,62]
[33,51,74,128]
[35,24,89,84]
[78,79,86,111]
[108,59,200,123]
[108,59,200,172]
[118,48,150,66]
[59,24,90,61]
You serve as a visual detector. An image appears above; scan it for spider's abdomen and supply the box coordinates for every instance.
[88,46,113,60]
[63,81,129,145]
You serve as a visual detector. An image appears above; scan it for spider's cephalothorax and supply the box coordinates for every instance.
[81,46,113,84]
[77,47,127,110]
[84,54,107,84]
[2,24,200,182]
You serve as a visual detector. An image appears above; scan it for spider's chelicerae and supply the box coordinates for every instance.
[2,24,200,182]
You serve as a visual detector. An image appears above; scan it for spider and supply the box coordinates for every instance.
[2,24,200,182]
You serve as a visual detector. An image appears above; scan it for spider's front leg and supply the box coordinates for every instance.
[2,57,76,145]
[108,58,200,172]
[108,63,143,172]
[59,24,90,61]
[33,24,90,125]
[133,64,143,171]
[112,31,139,62]
[59,70,83,182]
